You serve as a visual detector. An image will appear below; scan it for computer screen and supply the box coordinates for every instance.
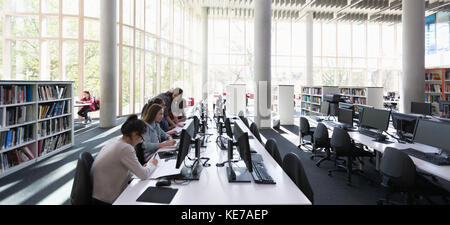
[175,129,192,169]
[360,108,391,132]
[184,119,195,139]
[413,119,450,153]
[356,104,374,121]
[411,102,431,115]
[339,102,354,110]
[237,132,252,173]
[338,108,353,127]
[224,118,233,139]
[233,120,245,141]
[329,103,339,116]
[193,116,199,137]
[391,112,419,135]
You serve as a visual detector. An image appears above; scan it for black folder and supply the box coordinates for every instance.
[136,187,178,204]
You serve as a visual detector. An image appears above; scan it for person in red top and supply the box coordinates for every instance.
[76,91,95,123]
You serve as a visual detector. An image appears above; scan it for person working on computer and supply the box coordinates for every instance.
[140,104,177,162]
[142,97,172,132]
[155,88,184,129]
[90,115,158,205]
[76,91,95,124]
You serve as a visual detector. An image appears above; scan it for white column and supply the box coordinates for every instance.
[306,12,313,86]
[201,7,208,102]
[401,0,425,113]
[99,0,117,127]
[254,0,272,128]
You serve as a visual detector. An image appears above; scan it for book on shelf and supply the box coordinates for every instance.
[425,84,442,93]
[425,95,441,103]
[38,132,71,156]
[37,117,70,138]
[2,145,37,170]
[425,72,442,81]
[38,101,69,119]
[38,85,67,101]
[5,105,34,127]
[352,89,366,96]
[0,85,33,105]
[445,71,450,80]
[0,125,34,149]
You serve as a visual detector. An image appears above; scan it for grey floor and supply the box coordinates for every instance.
[0,117,448,205]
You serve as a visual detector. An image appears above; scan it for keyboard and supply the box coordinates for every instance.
[358,129,380,138]
[311,116,323,122]
[402,148,450,166]
[251,161,276,184]
[324,121,339,128]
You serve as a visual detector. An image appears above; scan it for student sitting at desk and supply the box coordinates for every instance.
[142,97,171,132]
[90,115,158,205]
[75,91,95,123]
[141,104,177,162]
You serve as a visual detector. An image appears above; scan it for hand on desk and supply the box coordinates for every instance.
[147,159,158,167]
[167,130,178,135]
[160,139,176,148]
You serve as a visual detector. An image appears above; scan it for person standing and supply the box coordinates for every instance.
[155,88,184,129]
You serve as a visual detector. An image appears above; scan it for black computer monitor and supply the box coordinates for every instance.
[356,104,374,121]
[338,108,353,128]
[175,129,192,169]
[413,119,450,155]
[237,132,252,173]
[391,112,419,139]
[329,102,339,116]
[193,116,199,136]
[339,102,354,110]
[411,102,431,116]
[360,108,391,132]
[224,118,233,139]
[184,119,195,139]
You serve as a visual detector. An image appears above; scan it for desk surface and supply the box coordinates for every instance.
[306,116,450,181]
[113,119,311,205]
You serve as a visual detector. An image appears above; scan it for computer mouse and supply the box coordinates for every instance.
[156,177,171,187]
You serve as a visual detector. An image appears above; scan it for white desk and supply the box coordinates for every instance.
[113,119,311,205]
[306,116,450,182]
[73,103,91,107]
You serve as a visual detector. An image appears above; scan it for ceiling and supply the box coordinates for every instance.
[184,0,450,23]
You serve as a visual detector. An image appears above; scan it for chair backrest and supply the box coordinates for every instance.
[282,153,314,204]
[70,152,94,205]
[239,116,250,128]
[264,138,283,166]
[380,147,416,188]
[300,117,311,134]
[250,122,264,144]
[330,127,352,156]
[313,123,330,148]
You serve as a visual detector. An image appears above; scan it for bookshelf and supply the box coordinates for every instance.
[338,86,384,109]
[300,86,339,116]
[425,68,450,115]
[0,81,74,179]
[272,85,294,125]
[225,84,246,116]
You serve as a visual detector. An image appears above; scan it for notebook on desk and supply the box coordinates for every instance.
[136,187,178,204]
[148,155,182,179]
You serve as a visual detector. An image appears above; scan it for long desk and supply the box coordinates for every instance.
[113,118,311,205]
[305,116,450,182]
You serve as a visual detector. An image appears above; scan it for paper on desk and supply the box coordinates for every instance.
[148,156,181,179]
[168,126,183,134]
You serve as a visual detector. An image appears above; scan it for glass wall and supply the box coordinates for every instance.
[0,0,201,117]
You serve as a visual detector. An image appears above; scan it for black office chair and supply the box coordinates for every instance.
[239,116,250,128]
[311,123,332,167]
[282,153,314,204]
[264,138,283,166]
[378,147,450,205]
[250,122,264,144]
[135,143,146,165]
[70,152,94,205]
[328,127,374,186]
[298,117,315,149]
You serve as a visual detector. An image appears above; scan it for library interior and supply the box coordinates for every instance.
[0,0,450,208]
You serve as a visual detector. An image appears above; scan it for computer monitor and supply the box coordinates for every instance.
[184,119,195,139]
[329,102,339,117]
[339,102,354,110]
[413,119,450,155]
[338,108,353,128]
[391,112,420,141]
[237,132,253,173]
[175,129,192,169]
[193,116,199,136]
[360,108,391,132]
[411,102,431,116]
[356,104,374,122]
[224,118,233,139]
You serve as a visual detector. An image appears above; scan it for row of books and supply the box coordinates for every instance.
[38,101,69,119]
[425,84,442,93]
[37,116,71,138]
[425,95,441,103]
[445,71,450,80]
[302,88,322,95]
[5,105,34,127]
[353,97,367,105]
[351,89,366,96]
[301,102,321,113]
[38,85,68,101]
[446,84,450,92]
[425,72,442,81]
[302,95,322,104]
[0,85,33,105]
[340,88,351,95]
[0,125,34,150]
[1,146,36,170]
[37,132,71,157]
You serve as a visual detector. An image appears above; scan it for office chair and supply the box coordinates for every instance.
[239,116,250,128]
[298,117,315,149]
[264,138,283,166]
[311,123,332,167]
[282,153,314,204]
[378,147,450,205]
[135,143,146,165]
[70,152,94,205]
[328,127,374,186]
[250,122,264,144]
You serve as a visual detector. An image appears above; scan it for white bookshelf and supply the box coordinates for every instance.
[300,86,339,116]
[272,85,294,125]
[338,86,383,109]
[225,84,246,116]
[0,81,74,179]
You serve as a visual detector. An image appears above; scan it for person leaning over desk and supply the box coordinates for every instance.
[155,88,184,129]
[90,115,158,205]
[140,104,177,162]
